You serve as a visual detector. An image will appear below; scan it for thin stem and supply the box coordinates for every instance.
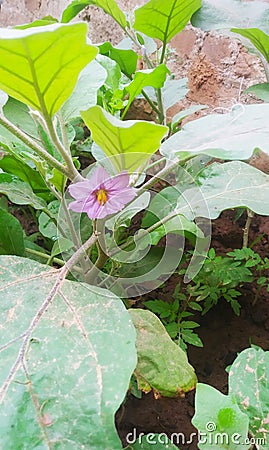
[85,219,108,283]
[58,111,70,152]
[243,208,254,248]
[24,247,84,273]
[141,89,161,116]
[160,42,167,65]
[136,155,195,197]
[124,28,165,124]
[0,114,69,177]
[46,116,83,183]
[155,88,165,124]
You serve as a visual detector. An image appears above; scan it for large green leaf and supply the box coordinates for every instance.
[191,0,269,34]
[245,82,269,102]
[81,105,168,172]
[134,0,202,45]
[0,23,97,117]
[192,383,249,450]
[0,173,47,210]
[232,28,269,62]
[161,104,269,161]
[61,60,107,121]
[0,255,136,449]
[62,0,127,29]
[176,161,269,220]
[229,347,269,450]
[0,209,25,256]
[129,309,197,397]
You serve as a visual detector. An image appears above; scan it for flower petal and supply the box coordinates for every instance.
[68,199,85,213]
[68,180,93,200]
[105,171,130,192]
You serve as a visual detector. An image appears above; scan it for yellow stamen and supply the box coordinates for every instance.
[96,189,107,206]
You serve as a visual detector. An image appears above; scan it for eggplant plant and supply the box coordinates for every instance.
[0,0,269,448]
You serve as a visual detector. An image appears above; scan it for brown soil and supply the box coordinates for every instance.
[116,211,269,449]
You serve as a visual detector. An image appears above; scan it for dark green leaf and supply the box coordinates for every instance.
[99,42,138,77]
[0,208,25,256]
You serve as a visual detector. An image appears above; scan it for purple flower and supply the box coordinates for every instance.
[68,167,136,219]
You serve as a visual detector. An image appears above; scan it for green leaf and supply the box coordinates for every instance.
[232,28,269,62]
[171,104,208,127]
[124,65,169,114]
[0,255,136,449]
[191,0,269,34]
[0,209,25,256]
[97,54,121,91]
[0,173,47,210]
[129,309,197,397]
[134,0,202,44]
[161,104,269,161]
[15,17,59,29]
[192,383,249,450]
[81,105,168,172]
[144,77,188,111]
[3,97,39,140]
[62,0,127,28]
[162,78,188,110]
[181,330,203,347]
[229,347,269,450]
[38,199,59,239]
[0,23,97,117]
[61,0,92,22]
[245,82,269,102]
[99,42,138,78]
[61,60,107,121]
[0,155,49,198]
[142,186,204,245]
[176,161,269,220]
[125,433,179,449]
